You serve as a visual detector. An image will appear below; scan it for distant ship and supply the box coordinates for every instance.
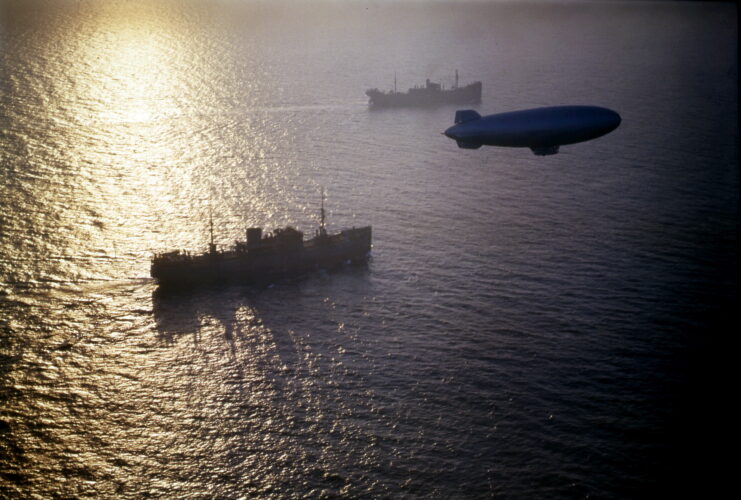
[151,193,371,289]
[366,70,482,108]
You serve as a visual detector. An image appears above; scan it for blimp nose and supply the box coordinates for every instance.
[607,110,621,130]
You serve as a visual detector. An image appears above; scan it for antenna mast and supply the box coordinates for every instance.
[320,188,326,236]
[209,207,216,254]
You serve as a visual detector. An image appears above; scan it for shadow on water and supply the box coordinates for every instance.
[151,262,372,365]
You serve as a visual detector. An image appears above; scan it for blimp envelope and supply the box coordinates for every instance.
[444,106,621,155]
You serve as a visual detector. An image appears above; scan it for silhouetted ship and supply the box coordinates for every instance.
[151,194,371,289]
[366,70,482,108]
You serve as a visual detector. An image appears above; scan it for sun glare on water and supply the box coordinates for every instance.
[34,3,222,277]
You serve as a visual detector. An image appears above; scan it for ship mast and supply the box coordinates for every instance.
[209,208,216,254]
[455,69,459,89]
[319,188,326,236]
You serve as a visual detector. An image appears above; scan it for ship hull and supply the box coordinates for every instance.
[151,226,371,289]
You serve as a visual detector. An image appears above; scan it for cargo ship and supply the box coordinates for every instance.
[365,70,482,108]
[151,194,371,289]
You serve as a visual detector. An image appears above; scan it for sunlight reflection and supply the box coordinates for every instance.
[73,11,182,126]
[51,5,203,276]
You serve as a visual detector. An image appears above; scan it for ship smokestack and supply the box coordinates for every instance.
[247,227,262,248]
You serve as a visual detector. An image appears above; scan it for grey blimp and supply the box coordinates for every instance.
[443,105,621,155]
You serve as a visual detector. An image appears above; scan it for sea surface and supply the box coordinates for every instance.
[1,1,738,498]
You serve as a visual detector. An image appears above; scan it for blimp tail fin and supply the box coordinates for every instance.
[454,110,481,124]
[457,140,482,150]
[531,145,560,155]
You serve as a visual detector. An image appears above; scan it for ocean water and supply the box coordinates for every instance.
[0,0,738,498]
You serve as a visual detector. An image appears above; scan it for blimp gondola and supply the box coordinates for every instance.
[443,105,621,155]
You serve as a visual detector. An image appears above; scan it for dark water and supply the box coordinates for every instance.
[1,1,738,498]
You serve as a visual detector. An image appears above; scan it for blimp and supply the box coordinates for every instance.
[443,105,621,155]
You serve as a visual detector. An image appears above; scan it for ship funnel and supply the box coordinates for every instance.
[247,227,262,248]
